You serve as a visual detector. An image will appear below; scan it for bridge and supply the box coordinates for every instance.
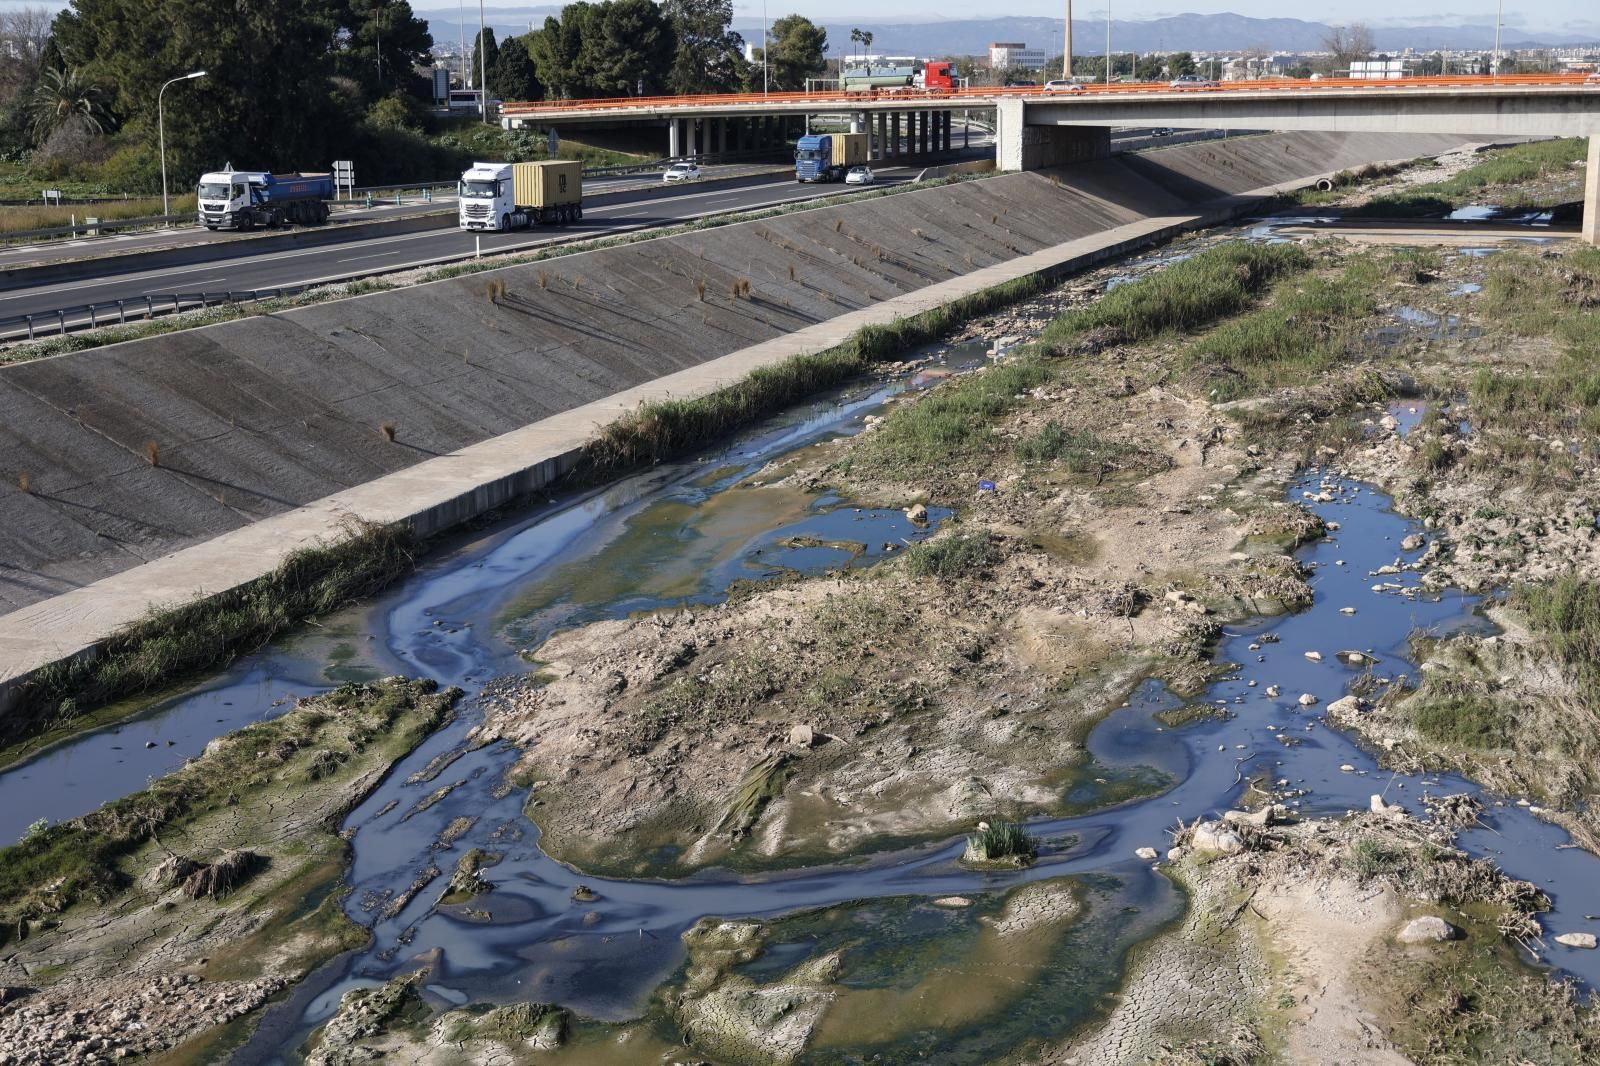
[502,75,1600,242]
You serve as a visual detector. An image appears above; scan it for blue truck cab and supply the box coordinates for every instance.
[794,134,832,183]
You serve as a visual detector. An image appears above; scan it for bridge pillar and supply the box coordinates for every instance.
[920,111,931,154]
[995,98,1110,171]
[890,113,901,158]
[717,118,728,157]
[1584,135,1599,246]
[668,119,681,157]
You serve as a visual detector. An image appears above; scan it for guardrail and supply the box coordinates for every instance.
[500,72,1599,116]
[0,287,314,343]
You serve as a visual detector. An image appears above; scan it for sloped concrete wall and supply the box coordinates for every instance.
[0,131,1468,613]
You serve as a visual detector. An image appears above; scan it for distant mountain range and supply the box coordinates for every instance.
[417,8,1600,55]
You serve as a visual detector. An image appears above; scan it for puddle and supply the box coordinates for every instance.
[1368,305,1481,347]
[1450,282,1483,296]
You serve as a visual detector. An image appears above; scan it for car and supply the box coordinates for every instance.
[1003,79,1037,88]
[1042,80,1085,93]
[1149,127,1173,137]
[844,165,875,185]
[1586,72,1600,85]
[1169,74,1217,88]
[663,161,702,183]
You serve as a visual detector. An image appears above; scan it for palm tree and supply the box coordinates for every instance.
[849,28,873,66]
[28,66,111,145]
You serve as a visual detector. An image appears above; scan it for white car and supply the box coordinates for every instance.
[1169,75,1217,89]
[1042,80,1085,93]
[844,166,875,185]
[664,162,702,183]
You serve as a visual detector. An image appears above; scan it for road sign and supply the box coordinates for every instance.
[547,129,559,158]
[333,160,354,199]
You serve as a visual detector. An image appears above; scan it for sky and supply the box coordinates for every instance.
[0,1,1589,37]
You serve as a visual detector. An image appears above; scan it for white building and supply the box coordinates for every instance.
[989,42,1047,70]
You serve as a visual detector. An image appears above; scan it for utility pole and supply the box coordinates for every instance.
[1104,2,1111,84]
[762,0,769,95]
[1063,0,1072,80]
[1492,0,1503,79]
[458,0,467,91]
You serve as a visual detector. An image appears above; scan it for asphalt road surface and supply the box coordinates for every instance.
[0,167,925,333]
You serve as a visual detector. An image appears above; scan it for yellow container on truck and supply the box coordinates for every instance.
[833,133,869,167]
[512,160,582,208]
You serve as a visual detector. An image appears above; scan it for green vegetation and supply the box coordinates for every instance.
[580,266,1043,478]
[1034,242,1312,349]
[903,531,1003,579]
[853,358,1053,476]
[1014,421,1132,474]
[1357,138,1589,216]
[1461,247,1600,486]
[964,820,1038,864]
[1515,576,1600,705]
[0,677,456,943]
[719,752,796,839]
[1187,259,1380,402]
[7,520,415,752]
[0,192,197,238]
[1410,681,1512,750]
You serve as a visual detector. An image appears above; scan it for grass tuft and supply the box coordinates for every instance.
[903,532,1002,579]
[964,820,1037,863]
[380,421,397,443]
[142,440,160,466]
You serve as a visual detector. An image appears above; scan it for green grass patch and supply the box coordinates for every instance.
[1515,576,1600,705]
[1355,138,1589,216]
[1186,260,1380,402]
[1013,421,1132,475]
[1033,242,1313,350]
[903,531,1003,579]
[1410,684,1513,750]
[963,820,1038,864]
[7,519,416,752]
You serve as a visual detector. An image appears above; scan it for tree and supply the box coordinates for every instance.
[333,0,434,101]
[52,0,349,179]
[492,34,541,101]
[1134,53,1163,81]
[662,0,744,94]
[1321,23,1374,74]
[849,27,872,63]
[584,0,674,95]
[765,14,826,91]
[1167,51,1196,78]
[470,26,499,91]
[27,64,108,143]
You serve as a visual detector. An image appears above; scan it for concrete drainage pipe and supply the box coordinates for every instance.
[1315,178,1337,192]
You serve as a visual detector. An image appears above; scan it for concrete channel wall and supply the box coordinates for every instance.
[0,131,1472,704]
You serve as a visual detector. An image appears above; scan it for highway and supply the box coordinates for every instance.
[0,167,926,331]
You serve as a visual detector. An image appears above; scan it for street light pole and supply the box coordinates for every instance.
[1104,2,1111,85]
[159,69,206,220]
[1063,0,1072,81]
[1492,0,1503,80]
[478,0,488,123]
[762,0,769,95]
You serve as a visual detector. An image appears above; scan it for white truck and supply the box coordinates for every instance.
[457,160,583,231]
[196,167,334,230]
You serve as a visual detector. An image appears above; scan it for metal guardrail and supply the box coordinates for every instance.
[4,212,193,242]
[0,287,314,343]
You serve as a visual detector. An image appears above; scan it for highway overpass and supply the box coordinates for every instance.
[502,76,1600,242]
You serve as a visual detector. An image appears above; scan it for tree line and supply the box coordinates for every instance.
[0,0,830,191]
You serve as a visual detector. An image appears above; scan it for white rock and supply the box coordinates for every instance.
[1298,693,1319,706]
[1398,916,1459,943]
[1304,651,1323,662]
[1135,847,1159,860]
[1327,695,1363,717]
[1190,821,1246,856]
[1166,846,1187,862]
[1266,685,1281,697]
[1339,607,1357,615]
[1339,764,1356,772]
[1370,794,1406,818]
[905,503,929,524]
[1555,932,1598,949]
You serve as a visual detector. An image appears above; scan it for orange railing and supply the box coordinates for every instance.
[500,73,1596,116]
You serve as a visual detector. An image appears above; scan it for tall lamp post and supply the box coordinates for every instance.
[1491,0,1503,80]
[762,0,769,95]
[159,69,206,220]
[1104,3,1111,84]
[1062,0,1072,81]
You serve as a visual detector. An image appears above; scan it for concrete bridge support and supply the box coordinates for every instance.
[890,113,901,158]
[1585,135,1599,246]
[668,118,682,157]
[995,98,1110,171]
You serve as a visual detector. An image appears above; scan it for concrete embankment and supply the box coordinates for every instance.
[0,131,1471,700]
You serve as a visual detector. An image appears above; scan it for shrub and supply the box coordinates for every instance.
[903,532,1001,579]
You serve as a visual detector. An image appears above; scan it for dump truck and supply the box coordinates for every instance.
[794,133,869,183]
[842,60,959,94]
[458,160,583,231]
[196,168,334,230]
